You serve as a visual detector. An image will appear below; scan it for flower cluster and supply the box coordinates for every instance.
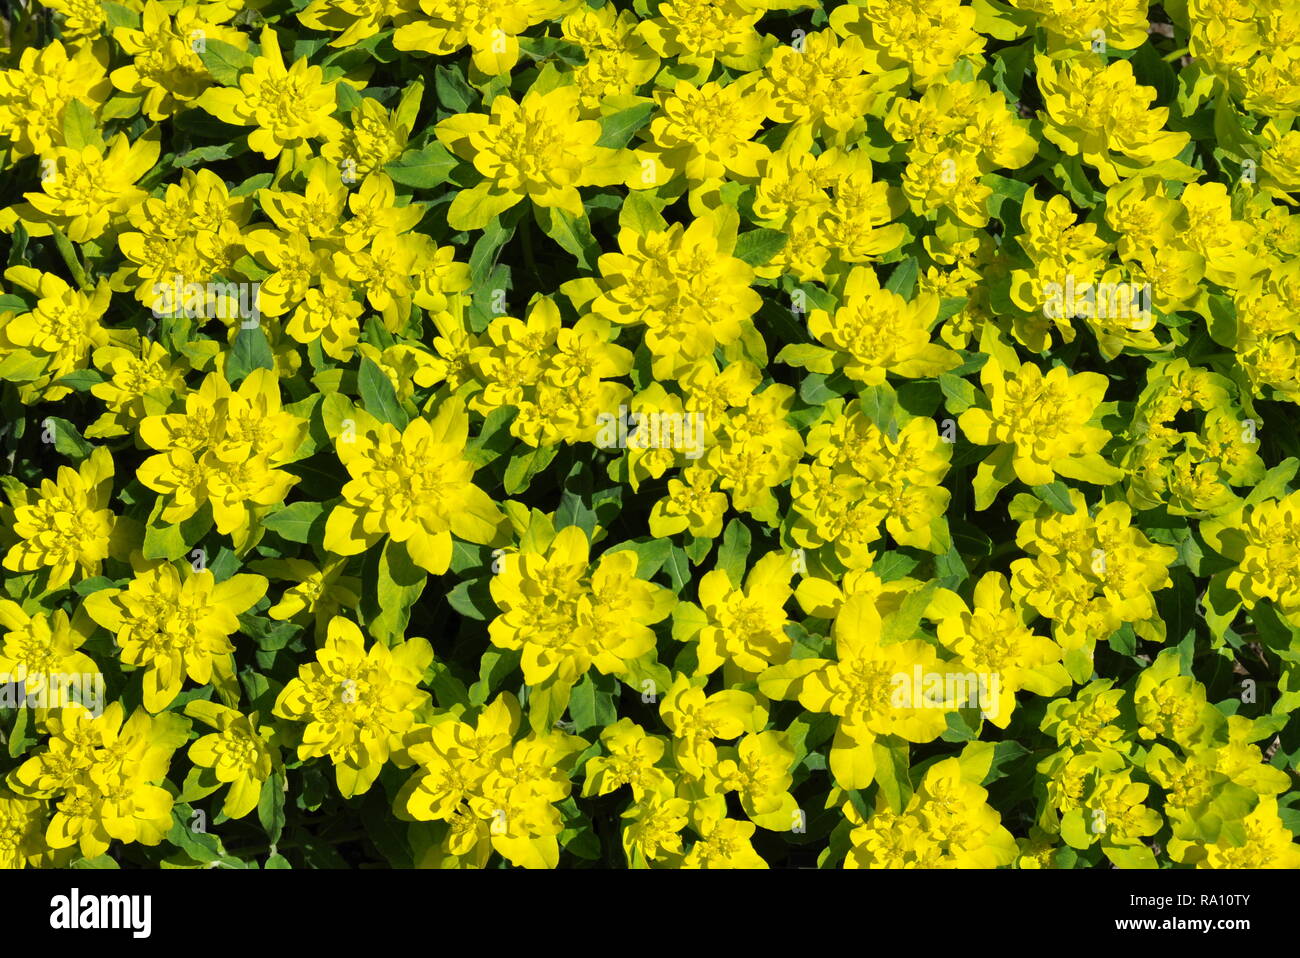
[0,0,1295,872]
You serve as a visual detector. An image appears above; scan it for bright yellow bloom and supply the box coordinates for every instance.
[2,446,118,590]
[396,692,587,869]
[8,704,188,860]
[196,26,343,161]
[0,791,50,868]
[111,2,248,120]
[323,401,505,575]
[7,130,160,243]
[0,40,110,161]
[792,264,960,385]
[274,616,433,798]
[437,85,639,230]
[83,561,267,712]
[682,817,767,868]
[393,0,573,76]
[583,718,673,801]
[184,701,279,820]
[960,357,1119,505]
[488,524,674,698]
[688,552,796,676]
[0,267,113,403]
[759,593,956,790]
[1035,53,1191,186]
[0,601,99,706]
[587,211,760,377]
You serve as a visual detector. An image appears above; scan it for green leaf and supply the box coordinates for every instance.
[435,64,475,113]
[167,807,225,864]
[385,143,458,189]
[38,417,92,460]
[51,228,88,288]
[1033,481,1077,514]
[470,648,520,706]
[257,772,286,845]
[367,538,427,644]
[60,98,102,152]
[732,228,788,266]
[199,38,256,86]
[606,537,673,579]
[596,103,654,148]
[261,500,328,543]
[1103,844,1158,869]
[503,445,557,495]
[885,257,918,298]
[568,672,618,734]
[1213,90,1259,162]
[55,369,105,392]
[534,206,600,270]
[446,577,494,621]
[619,191,667,234]
[871,739,912,814]
[143,506,213,562]
[225,325,274,384]
[715,519,752,584]
[101,1,140,29]
[357,357,407,427]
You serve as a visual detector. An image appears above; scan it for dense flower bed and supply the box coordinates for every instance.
[0,0,1297,869]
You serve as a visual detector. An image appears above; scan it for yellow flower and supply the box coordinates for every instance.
[933,573,1069,728]
[393,0,573,76]
[255,557,362,638]
[274,616,433,798]
[82,562,267,712]
[196,26,343,161]
[583,718,673,801]
[758,30,904,141]
[795,264,960,384]
[436,85,639,230]
[396,692,586,869]
[682,817,767,868]
[1035,53,1191,186]
[830,0,983,87]
[563,5,660,112]
[7,130,160,243]
[0,267,113,402]
[647,78,770,187]
[323,400,506,575]
[637,0,768,75]
[488,524,674,695]
[184,701,279,820]
[111,2,248,120]
[659,673,767,778]
[0,39,110,161]
[0,790,50,868]
[299,0,413,47]
[9,703,188,860]
[1223,490,1300,629]
[688,552,795,676]
[622,793,689,866]
[86,338,187,439]
[1201,796,1300,869]
[759,593,955,790]
[648,466,729,539]
[715,730,798,829]
[0,601,99,705]
[588,211,760,377]
[321,82,420,177]
[959,356,1120,506]
[2,446,119,590]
